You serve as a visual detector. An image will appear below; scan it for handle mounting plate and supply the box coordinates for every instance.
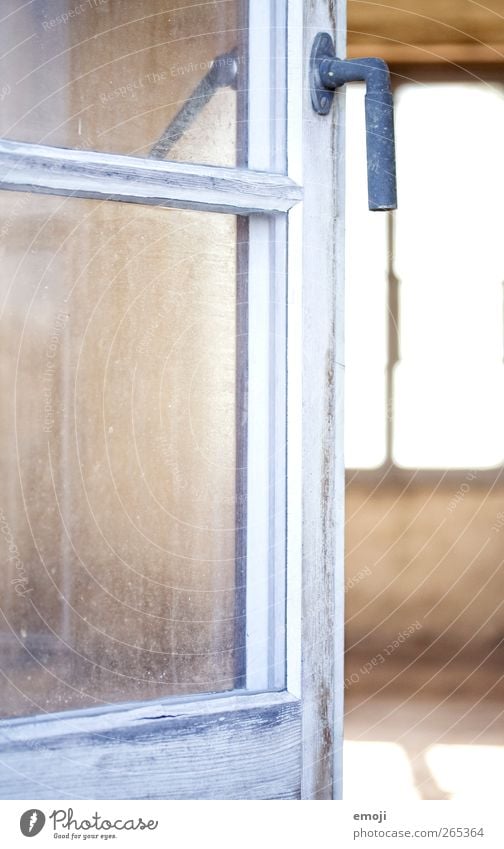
[310,32,336,115]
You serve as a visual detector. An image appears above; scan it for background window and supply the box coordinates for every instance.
[345,79,504,470]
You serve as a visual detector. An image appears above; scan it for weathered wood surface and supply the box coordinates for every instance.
[0,691,301,799]
[300,1,346,799]
[0,139,302,215]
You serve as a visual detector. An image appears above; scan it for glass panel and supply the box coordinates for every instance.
[0,193,245,716]
[0,0,245,166]
[393,83,504,468]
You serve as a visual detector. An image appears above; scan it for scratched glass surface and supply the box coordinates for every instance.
[0,0,245,166]
[0,192,245,716]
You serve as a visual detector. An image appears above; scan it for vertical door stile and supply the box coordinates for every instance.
[300,1,346,800]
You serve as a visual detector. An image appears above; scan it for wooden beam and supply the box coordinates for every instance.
[348,41,504,64]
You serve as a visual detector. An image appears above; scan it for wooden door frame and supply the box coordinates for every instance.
[296,0,346,799]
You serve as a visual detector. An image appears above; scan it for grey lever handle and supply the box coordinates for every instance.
[310,33,397,211]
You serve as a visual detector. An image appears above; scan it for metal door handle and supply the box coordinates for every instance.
[310,33,397,211]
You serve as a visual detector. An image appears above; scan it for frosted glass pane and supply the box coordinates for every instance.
[0,0,244,166]
[0,193,242,716]
[395,84,504,280]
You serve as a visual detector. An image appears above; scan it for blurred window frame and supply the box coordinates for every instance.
[346,64,504,490]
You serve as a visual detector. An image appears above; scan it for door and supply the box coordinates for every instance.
[0,0,345,800]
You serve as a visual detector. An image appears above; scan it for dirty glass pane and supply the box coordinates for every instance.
[0,0,245,166]
[0,192,244,717]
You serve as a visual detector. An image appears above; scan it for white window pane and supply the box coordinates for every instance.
[395,83,504,280]
[394,364,504,468]
[393,82,504,468]
[345,84,388,469]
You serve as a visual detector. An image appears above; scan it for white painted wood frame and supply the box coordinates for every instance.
[0,138,301,215]
[284,0,346,800]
